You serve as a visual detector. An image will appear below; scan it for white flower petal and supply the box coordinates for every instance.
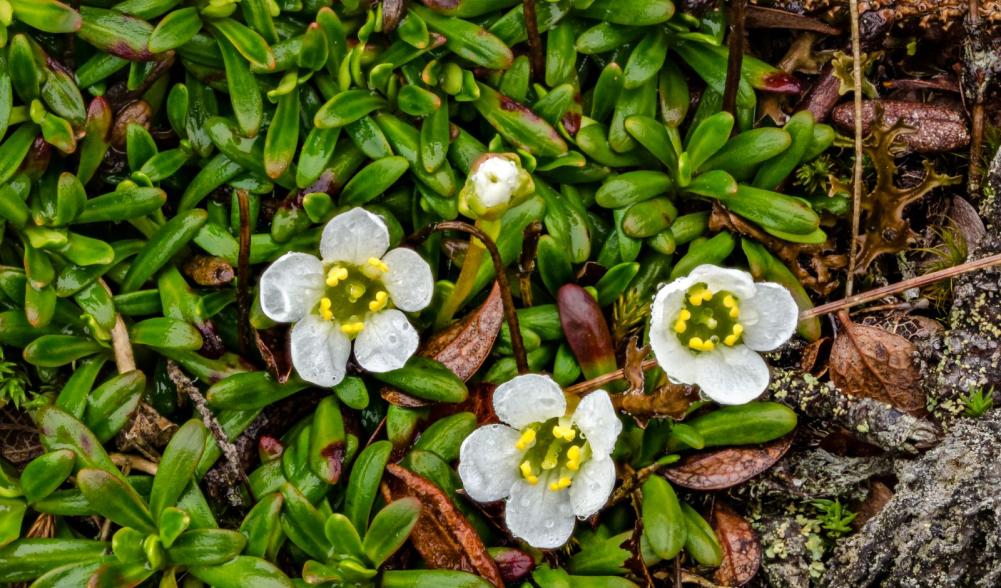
[687,264,756,299]
[741,282,799,351]
[471,157,519,208]
[505,478,576,549]
[493,374,567,429]
[353,309,419,373]
[649,280,699,384]
[290,314,350,387]
[457,425,522,502]
[258,253,325,323]
[569,457,616,519]
[381,247,434,312]
[695,344,770,405]
[319,208,390,265]
[571,391,621,458]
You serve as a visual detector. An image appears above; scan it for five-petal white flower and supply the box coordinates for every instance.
[258,208,434,387]
[649,264,799,405]
[458,374,622,549]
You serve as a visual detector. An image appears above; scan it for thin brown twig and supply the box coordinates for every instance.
[167,360,252,499]
[518,221,543,307]
[966,0,985,196]
[523,0,545,83]
[722,0,747,118]
[409,221,529,374]
[564,358,660,396]
[800,252,1001,320]
[845,0,864,295]
[110,453,159,476]
[236,189,252,355]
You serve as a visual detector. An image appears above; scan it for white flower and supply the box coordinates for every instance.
[458,374,622,549]
[471,157,520,209]
[458,153,534,220]
[258,208,434,387]
[649,264,799,405]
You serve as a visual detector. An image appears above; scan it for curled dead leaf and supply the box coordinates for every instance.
[616,382,700,420]
[712,501,762,587]
[490,547,535,584]
[662,435,794,491]
[183,255,235,286]
[830,311,925,416]
[383,463,504,587]
[852,480,894,530]
[255,327,293,384]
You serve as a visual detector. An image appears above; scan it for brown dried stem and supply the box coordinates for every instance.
[722,0,748,118]
[800,252,1001,320]
[523,0,545,82]
[564,358,660,397]
[409,221,529,374]
[518,221,543,308]
[846,0,865,296]
[167,360,252,499]
[236,189,252,355]
[966,0,985,196]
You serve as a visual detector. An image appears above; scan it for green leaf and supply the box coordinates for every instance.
[150,420,206,518]
[189,557,294,588]
[76,469,156,534]
[362,497,421,568]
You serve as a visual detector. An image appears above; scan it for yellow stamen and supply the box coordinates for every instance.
[367,257,389,272]
[319,297,333,321]
[722,295,736,308]
[325,266,348,287]
[548,476,573,491]
[688,291,705,306]
[552,425,576,441]
[566,445,581,471]
[339,321,365,336]
[729,306,740,319]
[674,319,688,333]
[678,309,692,321]
[724,334,739,346]
[515,428,536,451]
[347,282,367,303]
[732,323,744,337]
[701,290,713,302]
[688,337,705,351]
[520,461,538,485]
[368,290,389,312]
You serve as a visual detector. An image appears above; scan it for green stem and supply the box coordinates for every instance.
[434,218,501,329]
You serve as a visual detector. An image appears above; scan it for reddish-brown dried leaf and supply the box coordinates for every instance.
[255,327,293,384]
[383,464,504,587]
[713,501,762,587]
[111,100,152,148]
[831,100,970,153]
[490,547,535,583]
[558,284,617,379]
[183,255,235,286]
[422,282,504,380]
[381,388,432,408]
[829,311,925,416]
[616,382,700,420]
[662,435,794,491]
[853,480,894,529]
[746,5,840,34]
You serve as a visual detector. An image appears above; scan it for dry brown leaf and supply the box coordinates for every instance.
[831,100,970,154]
[255,327,293,384]
[616,382,700,420]
[830,311,925,416]
[853,480,894,529]
[622,337,649,395]
[420,282,504,380]
[712,501,762,587]
[183,255,235,286]
[384,464,504,587]
[662,435,794,491]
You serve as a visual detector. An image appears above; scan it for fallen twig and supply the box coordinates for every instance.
[845,0,865,296]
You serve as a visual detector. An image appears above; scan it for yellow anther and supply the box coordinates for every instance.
[325,266,349,287]
[346,283,366,303]
[701,290,713,302]
[367,257,389,272]
[552,425,576,441]
[368,290,389,312]
[515,428,536,451]
[566,445,581,471]
[319,297,333,321]
[678,309,692,321]
[520,461,538,485]
[548,476,573,491]
[339,321,365,336]
[724,334,739,346]
[732,323,744,337]
[729,306,740,319]
[723,295,736,308]
[688,337,715,352]
[688,291,704,306]
[674,319,688,333]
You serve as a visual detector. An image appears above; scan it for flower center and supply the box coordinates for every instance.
[515,417,592,492]
[316,258,391,337]
[672,283,744,352]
